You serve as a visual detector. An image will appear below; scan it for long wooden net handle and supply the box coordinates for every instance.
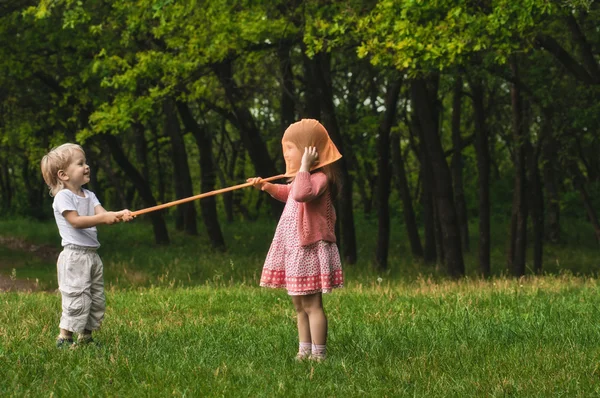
[131,174,287,217]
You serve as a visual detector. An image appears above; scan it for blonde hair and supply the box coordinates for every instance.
[40,143,85,197]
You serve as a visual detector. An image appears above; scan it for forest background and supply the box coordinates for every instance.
[2,0,600,279]
[2,1,600,396]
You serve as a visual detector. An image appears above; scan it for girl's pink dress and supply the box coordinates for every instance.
[260,186,343,295]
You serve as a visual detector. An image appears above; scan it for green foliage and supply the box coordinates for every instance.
[1,0,600,265]
[353,0,555,74]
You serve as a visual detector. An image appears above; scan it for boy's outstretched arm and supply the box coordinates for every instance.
[63,210,122,229]
[95,205,133,221]
[116,209,134,221]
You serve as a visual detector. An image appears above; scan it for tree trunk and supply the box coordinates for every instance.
[278,45,296,136]
[344,70,372,216]
[542,129,560,243]
[215,122,236,223]
[587,140,600,183]
[164,100,198,235]
[411,77,465,277]
[213,59,283,217]
[153,128,166,205]
[21,156,45,219]
[451,76,470,254]
[226,140,241,222]
[102,134,170,245]
[277,44,297,178]
[355,161,373,215]
[528,141,544,274]
[391,131,423,258]
[413,117,437,264]
[0,157,7,210]
[508,59,528,277]
[177,101,226,250]
[216,163,234,223]
[301,47,322,120]
[469,78,491,277]
[2,157,12,210]
[577,138,600,183]
[313,52,357,264]
[97,151,127,208]
[572,164,600,244]
[434,201,445,265]
[421,167,437,264]
[375,78,402,269]
[133,122,150,183]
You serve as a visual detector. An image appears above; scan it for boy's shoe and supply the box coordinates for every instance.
[77,335,97,346]
[56,336,74,349]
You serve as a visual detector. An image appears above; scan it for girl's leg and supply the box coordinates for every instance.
[302,293,327,344]
[302,293,327,359]
[292,296,311,358]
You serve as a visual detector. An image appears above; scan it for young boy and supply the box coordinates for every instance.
[41,143,133,347]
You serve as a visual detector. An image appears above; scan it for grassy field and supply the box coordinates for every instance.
[2,278,600,396]
[1,216,599,396]
[0,214,598,290]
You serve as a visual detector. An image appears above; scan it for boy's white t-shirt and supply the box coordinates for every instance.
[53,188,102,248]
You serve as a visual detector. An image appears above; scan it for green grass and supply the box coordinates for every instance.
[1,277,600,396]
[0,214,598,290]
[1,216,599,396]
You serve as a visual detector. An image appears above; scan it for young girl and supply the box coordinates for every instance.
[40,143,133,348]
[248,119,343,361]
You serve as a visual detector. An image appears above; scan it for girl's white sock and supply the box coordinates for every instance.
[311,343,326,359]
[298,342,312,356]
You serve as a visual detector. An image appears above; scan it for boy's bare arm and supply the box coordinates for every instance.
[95,205,133,221]
[94,205,108,214]
[63,210,121,229]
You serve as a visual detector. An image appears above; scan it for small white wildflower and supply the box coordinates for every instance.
[377,277,383,284]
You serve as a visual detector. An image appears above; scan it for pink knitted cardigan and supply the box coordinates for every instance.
[267,171,336,246]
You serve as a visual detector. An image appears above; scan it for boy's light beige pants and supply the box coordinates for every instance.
[57,245,105,333]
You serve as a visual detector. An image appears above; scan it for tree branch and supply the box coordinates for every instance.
[444,134,475,158]
[535,34,599,84]
[564,14,600,80]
